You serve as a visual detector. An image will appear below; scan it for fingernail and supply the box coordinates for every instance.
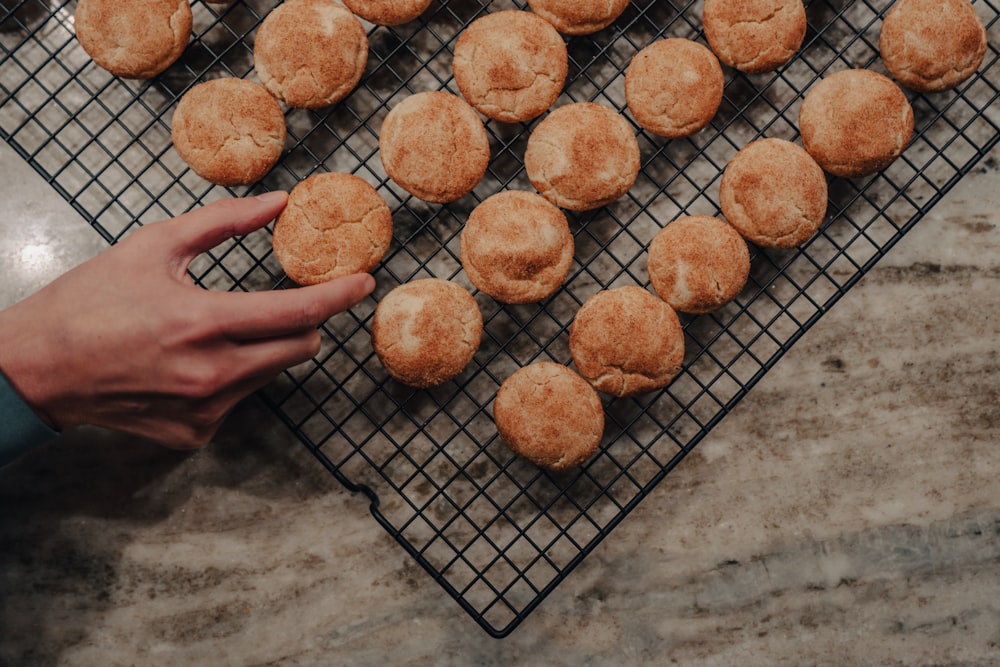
[255,191,286,203]
[362,274,376,295]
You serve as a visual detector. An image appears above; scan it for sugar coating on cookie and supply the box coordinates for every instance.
[171,78,286,186]
[879,0,987,93]
[494,362,604,471]
[254,0,368,109]
[379,91,490,203]
[460,190,573,304]
[647,216,750,315]
[452,10,568,123]
[570,286,685,397]
[74,0,192,78]
[272,173,393,285]
[342,0,432,26]
[526,0,630,36]
[625,38,724,139]
[798,69,914,178]
[719,138,827,248]
[702,0,806,73]
[372,279,483,388]
[524,102,640,211]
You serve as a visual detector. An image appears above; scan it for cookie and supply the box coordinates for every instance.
[379,91,490,203]
[647,216,750,314]
[460,190,574,304]
[798,69,914,178]
[879,0,988,93]
[702,0,806,73]
[342,0,432,26]
[569,286,685,397]
[719,138,827,248]
[524,102,640,211]
[372,279,483,388]
[625,38,724,139]
[494,362,604,471]
[253,0,368,109]
[74,0,192,79]
[452,10,568,123]
[526,0,630,36]
[272,172,393,285]
[171,78,286,186]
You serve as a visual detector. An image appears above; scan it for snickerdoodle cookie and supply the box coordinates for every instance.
[798,69,914,178]
[342,0,432,26]
[379,91,491,203]
[647,216,750,314]
[272,172,393,285]
[452,10,568,123]
[569,286,685,397]
[719,138,828,247]
[372,279,483,388]
[879,0,988,93]
[702,0,806,73]
[253,0,368,109]
[460,190,573,304]
[494,362,604,471]
[526,0,630,36]
[625,38,724,139]
[171,78,286,186]
[74,0,192,78]
[524,102,640,211]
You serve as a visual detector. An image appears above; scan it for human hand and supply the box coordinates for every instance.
[0,192,375,448]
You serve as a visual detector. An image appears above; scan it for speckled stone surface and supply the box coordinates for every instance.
[0,138,998,664]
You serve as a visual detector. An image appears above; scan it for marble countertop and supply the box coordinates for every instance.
[1,137,998,664]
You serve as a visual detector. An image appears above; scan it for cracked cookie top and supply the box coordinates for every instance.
[524,102,640,211]
[74,0,192,79]
[342,0,432,26]
[253,0,368,109]
[372,279,483,388]
[625,38,724,139]
[378,91,490,203]
[526,0,631,36]
[452,10,568,123]
[569,286,685,397]
[719,138,827,248]
[170,77,286,186]
[493,362,604,471]
[272,172,393,285]
[798,69,914,179]
[702,0,806,74]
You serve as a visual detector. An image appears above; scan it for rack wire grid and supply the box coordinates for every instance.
[2,0,998,638]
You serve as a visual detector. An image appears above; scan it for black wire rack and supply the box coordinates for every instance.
[2,0,998,637]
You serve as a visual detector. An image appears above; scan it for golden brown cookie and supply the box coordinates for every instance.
[719,138,827,247]
[569,286,685,397]
[798,69,914,178]
[494,362,604,471]
[879,0,988,93]
[372,279,483,388]
[171,78,286,186]
[524,102,640,211]
[74,0,192,79]
[272,173,393,285]
[647,216,750,314]
[526,0,630,36]
[702,0,806,73]
[342,0,432,26]
[460,190,573,304]
[452,10,568,123]
[378,91,491,203]
[253,0,368,109]
[625,38,724,139]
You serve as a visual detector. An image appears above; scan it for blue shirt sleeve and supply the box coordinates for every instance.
[0,370,58,467]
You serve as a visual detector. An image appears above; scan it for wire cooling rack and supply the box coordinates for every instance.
[2,0,998,637]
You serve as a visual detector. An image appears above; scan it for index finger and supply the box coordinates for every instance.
[208,273,377,341]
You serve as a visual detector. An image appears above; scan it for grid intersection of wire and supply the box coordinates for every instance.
[2,0,998,637]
